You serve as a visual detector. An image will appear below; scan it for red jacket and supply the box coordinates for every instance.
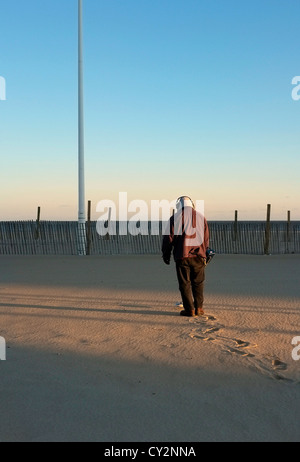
[162,206,209,262]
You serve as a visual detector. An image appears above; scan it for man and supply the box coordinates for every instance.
[162,196,209,317]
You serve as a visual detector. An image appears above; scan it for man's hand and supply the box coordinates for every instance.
[163,255,170,265]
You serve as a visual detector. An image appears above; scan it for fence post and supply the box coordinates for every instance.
[287,210,291,242]
[285,210,291,254]
[233,210,238,241]
[105,207,112,241]
[35,206,41,240]
[264,204,271,255]
[87,200,92,255]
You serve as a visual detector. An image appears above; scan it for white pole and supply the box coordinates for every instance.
[78,0,86,255]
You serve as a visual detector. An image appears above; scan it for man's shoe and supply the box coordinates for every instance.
[180,310,196,317]
[195,308,205,316]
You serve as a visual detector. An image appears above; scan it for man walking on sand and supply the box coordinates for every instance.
[162,196,209,317]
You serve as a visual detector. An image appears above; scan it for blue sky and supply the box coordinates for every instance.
[0,0,300,220]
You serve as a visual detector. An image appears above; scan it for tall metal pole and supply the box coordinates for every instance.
[78,0,86,255]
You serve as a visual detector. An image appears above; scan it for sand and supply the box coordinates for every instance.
[0,254,299,442]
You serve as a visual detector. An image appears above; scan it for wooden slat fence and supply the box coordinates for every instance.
[0,221,299,255]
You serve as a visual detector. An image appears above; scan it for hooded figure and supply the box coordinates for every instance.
[162,196,209,317]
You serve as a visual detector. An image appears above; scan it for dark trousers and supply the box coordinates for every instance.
[176,257,205,314]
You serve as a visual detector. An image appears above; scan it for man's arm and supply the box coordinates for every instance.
[161,217,174,265]
[204,218,209,250]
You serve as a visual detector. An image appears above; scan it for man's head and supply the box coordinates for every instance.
[176,196,195,210]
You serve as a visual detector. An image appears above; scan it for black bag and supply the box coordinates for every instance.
[206,247,216,264]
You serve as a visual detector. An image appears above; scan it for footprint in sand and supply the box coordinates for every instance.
[234,339,250,348]
[272,359,288,371]
[189,314,223,341]
[221,337,257,357]
[204,326,220,334]
[247,356,291,382]
[223,345,255,358]
[189,333,216,342]
[202,315,218,322]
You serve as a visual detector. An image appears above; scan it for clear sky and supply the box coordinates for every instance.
[0,0,299,221]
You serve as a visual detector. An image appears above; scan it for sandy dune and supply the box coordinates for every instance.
[0,254,299,442]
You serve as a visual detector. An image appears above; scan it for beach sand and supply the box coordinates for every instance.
[0,254,299,442]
